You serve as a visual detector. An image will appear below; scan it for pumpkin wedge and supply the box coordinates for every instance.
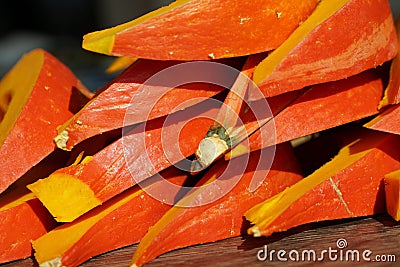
[0,49,90,193]
[384,169,400,221]
[0,183,56,263]
[28,99,220,222]
[251,0,397,99]
[55,58,244,151]
[245,129,400,237]
[131,143,302,267]
[32,167,188,267]
[364,104,400,135]
[379,16,400,109]
[231,69,383,157]
[82,0,319,60]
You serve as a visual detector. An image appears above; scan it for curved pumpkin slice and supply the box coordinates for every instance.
[0,49,90,193]
[245,129,400,237]
[130,143,302,267]
[82,0,319,60]
[379,16,400,109]
[0,181,56,263]
[32,167,187,267]
[29,99,219,222]
[55,58,243,151]
[251,0,397,99]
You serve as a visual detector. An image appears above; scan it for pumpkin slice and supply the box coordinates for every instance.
[131,143,302,267]
[30,69,384,223]
[55,58,244,151]
[245,129,400,237]
[251,0,397,99]
[379,15,400,109]
[0,182,56,263]
[384,169,400,221]
[82,0,318,60]
[364,104,400,135]
[28,99,220,222]
[232,69,383,157]
[32,167,188,267]
[0,49,90,193]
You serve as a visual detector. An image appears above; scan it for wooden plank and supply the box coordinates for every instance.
[4,214,398,266]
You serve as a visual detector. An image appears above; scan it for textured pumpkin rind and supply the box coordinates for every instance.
[82,0,319,60]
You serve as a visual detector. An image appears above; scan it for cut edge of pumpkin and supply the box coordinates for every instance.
[82,0,192,55]
[0,49,44,147]
[253,0,350,85]
[27,173,102,222]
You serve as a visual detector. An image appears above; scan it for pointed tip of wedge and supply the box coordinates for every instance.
[130,263,138,267]
[82,32,115,55]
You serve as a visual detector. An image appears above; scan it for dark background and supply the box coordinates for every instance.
[0,0,174,90]
[0,0,399,91]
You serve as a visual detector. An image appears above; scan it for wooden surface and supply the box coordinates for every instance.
[3,213,399,267]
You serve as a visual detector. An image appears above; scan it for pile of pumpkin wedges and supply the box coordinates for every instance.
[1,0,400,266]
